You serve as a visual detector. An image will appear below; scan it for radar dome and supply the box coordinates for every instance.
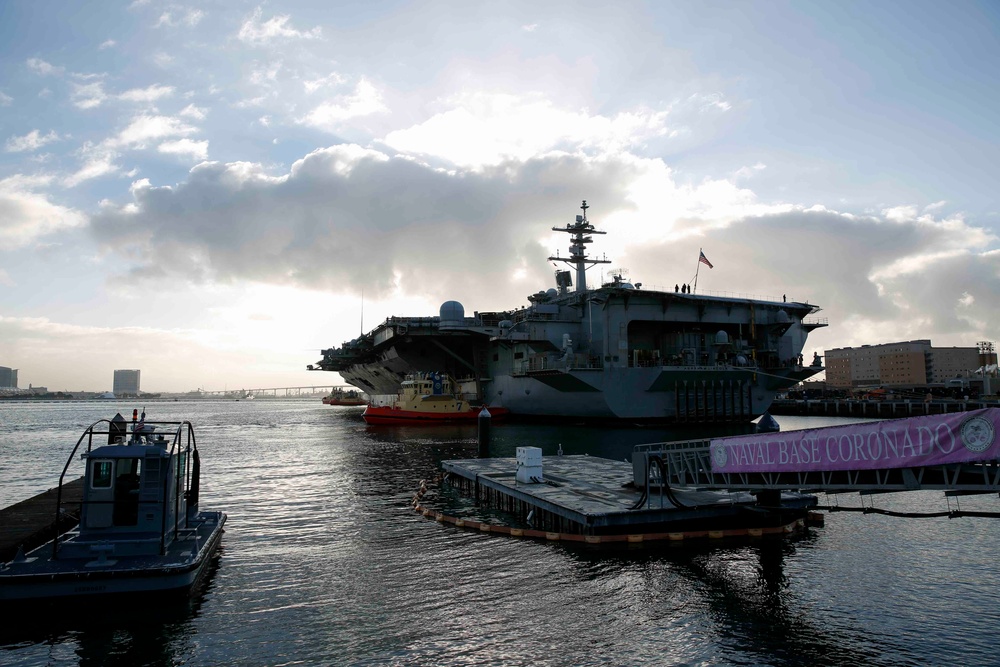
[546,288,558,298]
[439,300,465,324]
[715,330,730,345]
[777,310,790,323]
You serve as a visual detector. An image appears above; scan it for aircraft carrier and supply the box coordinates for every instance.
[309,201,827,423]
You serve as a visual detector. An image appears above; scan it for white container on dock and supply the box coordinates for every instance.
[516,446,544,483]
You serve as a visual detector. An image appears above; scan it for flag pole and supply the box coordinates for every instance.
[693,247,703,294]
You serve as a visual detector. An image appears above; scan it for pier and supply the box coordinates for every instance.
[0,478,84,563]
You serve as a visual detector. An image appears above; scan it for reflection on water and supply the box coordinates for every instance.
[0,555,217,667]
[2,401,1000,666]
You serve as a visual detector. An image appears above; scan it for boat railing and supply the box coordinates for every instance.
[514,354,605,375]
[628,348,760,370]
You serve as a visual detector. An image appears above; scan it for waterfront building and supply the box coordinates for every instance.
[825,340,995,388]
[113,369,141,396]
[0,366,17,390]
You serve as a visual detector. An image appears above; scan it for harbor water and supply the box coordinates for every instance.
[2,400,1000,666]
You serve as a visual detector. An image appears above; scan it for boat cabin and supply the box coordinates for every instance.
[57,414,203,560]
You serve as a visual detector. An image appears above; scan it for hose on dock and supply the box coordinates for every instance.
[629,455,690,510]
[814,505,1000,519]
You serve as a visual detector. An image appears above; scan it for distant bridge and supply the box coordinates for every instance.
[199,385,345,398]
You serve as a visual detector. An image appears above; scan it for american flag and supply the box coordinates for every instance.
[699,251,713,269]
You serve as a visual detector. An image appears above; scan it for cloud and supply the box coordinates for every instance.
[179,103,207,120]
[65,151,119,187]
[0,175,88,247]
[99,39,116,50]
[84,145,681,304]
[26,58,64,76]
[158,138,208,160]
[152,52,173,67]
[119,84,175,103]
[85,137,1000,355]
[734,163,766,181]
[299,79,388,130]
[382,92,670,168]
[304,72,346,94]
[0,268,14,287]
[237,7,321,44]
[112,114,198,148]
[63,113,202,185]
[5,130,60,153]
[0,91,12,106]
[72,81,107,109]
[155,8,204,28]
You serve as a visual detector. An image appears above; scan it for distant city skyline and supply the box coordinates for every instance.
[2,2,1000,392]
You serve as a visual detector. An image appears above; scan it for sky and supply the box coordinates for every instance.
[1,1,999,393]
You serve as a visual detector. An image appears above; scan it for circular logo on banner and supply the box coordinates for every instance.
[960,416,995,453]
[712,443,728,468]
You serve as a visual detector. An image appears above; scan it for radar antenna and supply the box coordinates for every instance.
[548,200,611,293]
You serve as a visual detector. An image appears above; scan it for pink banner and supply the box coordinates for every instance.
[710,408,1000,473]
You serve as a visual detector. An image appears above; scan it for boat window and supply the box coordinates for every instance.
[116,457,142,483]
[92,460,113,488]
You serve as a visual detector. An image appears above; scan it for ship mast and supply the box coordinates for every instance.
[548,200,611,293]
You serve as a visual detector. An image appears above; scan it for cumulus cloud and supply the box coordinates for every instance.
[304,72,346,94]
[85,137,1000,355]
[5,130,60,153]
[26,58,64,76]
[72,81,107,109]
[179,103,207,120]
[382,92,670,168]
[155,8,204,28]
[299,79,387,130]
[112,114,198,148]
[0,91,12,106]
[0,175,88,247]
[64,150,119,187]
[152,52,174,67]
[119,84,175,103]
[158,138,208,160]
[238,7,321,44]
[99,39,116,50]
[64,113,202,185]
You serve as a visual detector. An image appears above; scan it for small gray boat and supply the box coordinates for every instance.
[0,411,226,601]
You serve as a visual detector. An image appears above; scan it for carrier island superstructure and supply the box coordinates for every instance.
[309,201,827,423]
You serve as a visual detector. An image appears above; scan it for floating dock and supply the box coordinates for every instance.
[0,478,84,563]
[437,454,815,541]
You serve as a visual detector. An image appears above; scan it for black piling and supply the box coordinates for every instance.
[109,412,127,444]
[478,407,492,458]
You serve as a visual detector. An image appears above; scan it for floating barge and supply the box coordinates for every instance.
[435,452,816,543]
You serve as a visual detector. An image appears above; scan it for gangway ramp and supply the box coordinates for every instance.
[634,408,1000,495]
